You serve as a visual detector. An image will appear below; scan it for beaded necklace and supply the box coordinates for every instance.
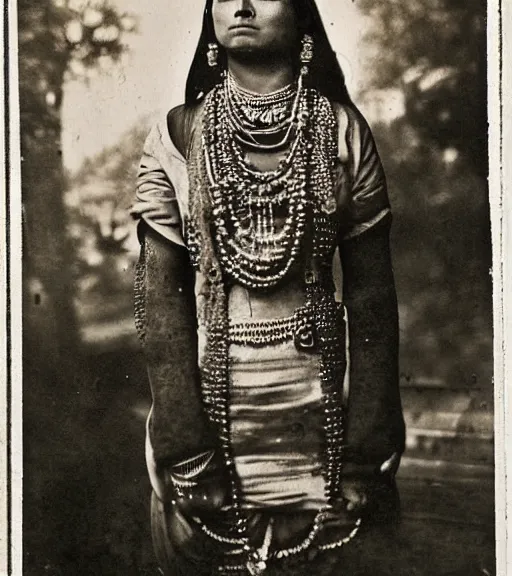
[185,73,354,574]
[226,72,296,129]
[225,72,298,149]
[196,75,338,290]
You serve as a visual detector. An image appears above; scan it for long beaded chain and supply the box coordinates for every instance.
[200,275,248,537]
[205,512,363,574]
[308,212,346,502]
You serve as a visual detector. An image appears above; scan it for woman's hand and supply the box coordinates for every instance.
[341,479,370,513]
[169,472,229,516]
[341,451,402,515]
[379,451,401,478]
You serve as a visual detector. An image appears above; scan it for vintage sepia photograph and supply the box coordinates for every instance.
[7,0,501,574]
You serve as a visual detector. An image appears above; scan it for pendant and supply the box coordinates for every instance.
[247,557,267,576]
[322,196,337,215]
[246,519,273,575]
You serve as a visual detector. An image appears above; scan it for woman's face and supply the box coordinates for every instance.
[212,0,299,57]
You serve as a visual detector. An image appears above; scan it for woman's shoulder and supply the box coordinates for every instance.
[166,102,204,158]
[328,101,377,164]
[329,102,353,164]
[142,102,204,162]
[329,100,367,125]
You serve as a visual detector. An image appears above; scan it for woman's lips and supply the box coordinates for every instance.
[229,24,259,32]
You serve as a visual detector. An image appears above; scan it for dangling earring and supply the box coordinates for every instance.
[300,34,314,75]
[207,43,219,68]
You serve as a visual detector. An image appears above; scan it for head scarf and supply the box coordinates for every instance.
[185,0,352,106]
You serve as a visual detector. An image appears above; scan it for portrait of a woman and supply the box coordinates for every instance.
[131,0,406,573]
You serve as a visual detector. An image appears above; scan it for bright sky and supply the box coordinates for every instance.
[62,0,368,172]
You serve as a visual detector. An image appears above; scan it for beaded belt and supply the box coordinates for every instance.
[228,306,314,348]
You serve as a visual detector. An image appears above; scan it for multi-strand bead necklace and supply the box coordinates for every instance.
[225,71,299,149]
[185,71,359,574]
[202,76,307,289]
[197,73,339,291]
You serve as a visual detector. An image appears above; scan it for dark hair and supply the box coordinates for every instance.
[185,0,352,106]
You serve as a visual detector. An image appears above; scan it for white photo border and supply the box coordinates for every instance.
[3,0,509,574]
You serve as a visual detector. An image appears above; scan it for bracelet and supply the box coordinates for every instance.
[168,450,216,500]
[171,450,215,477]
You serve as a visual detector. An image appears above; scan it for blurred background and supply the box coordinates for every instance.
[19,0,494,574]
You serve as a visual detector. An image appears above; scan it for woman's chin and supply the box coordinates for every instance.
[226,43,278,62]
[225,38,260,52]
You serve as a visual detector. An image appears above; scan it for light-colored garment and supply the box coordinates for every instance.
[135,105,390,248]
[136,104,390,360]
[229,339,327,509]
[138,103,390,507]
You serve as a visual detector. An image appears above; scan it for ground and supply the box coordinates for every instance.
[22,345,495,576]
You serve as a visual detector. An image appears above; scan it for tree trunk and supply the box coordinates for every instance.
[19,0,79,364]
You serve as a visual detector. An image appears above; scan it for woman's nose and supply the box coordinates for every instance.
[234,0,255,19]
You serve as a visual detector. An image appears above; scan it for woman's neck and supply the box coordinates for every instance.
[227,55,295,95]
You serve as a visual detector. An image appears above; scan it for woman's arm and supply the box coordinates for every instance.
[134,113,216,465]
[338,217,404,520]
[140,222,216,465]
[340,214,405,467]
[134,116,230,511]
[139,222,229,523]
[335,105,405,466]
[334,107,405,518]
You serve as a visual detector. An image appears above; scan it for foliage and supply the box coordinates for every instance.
[65,120,149,300]
[358,0,487,177]
[19,4,139,571]
[356,0,492,391]
[19,0,136,140]
[19,0,136,356]
[373,122,492,391]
